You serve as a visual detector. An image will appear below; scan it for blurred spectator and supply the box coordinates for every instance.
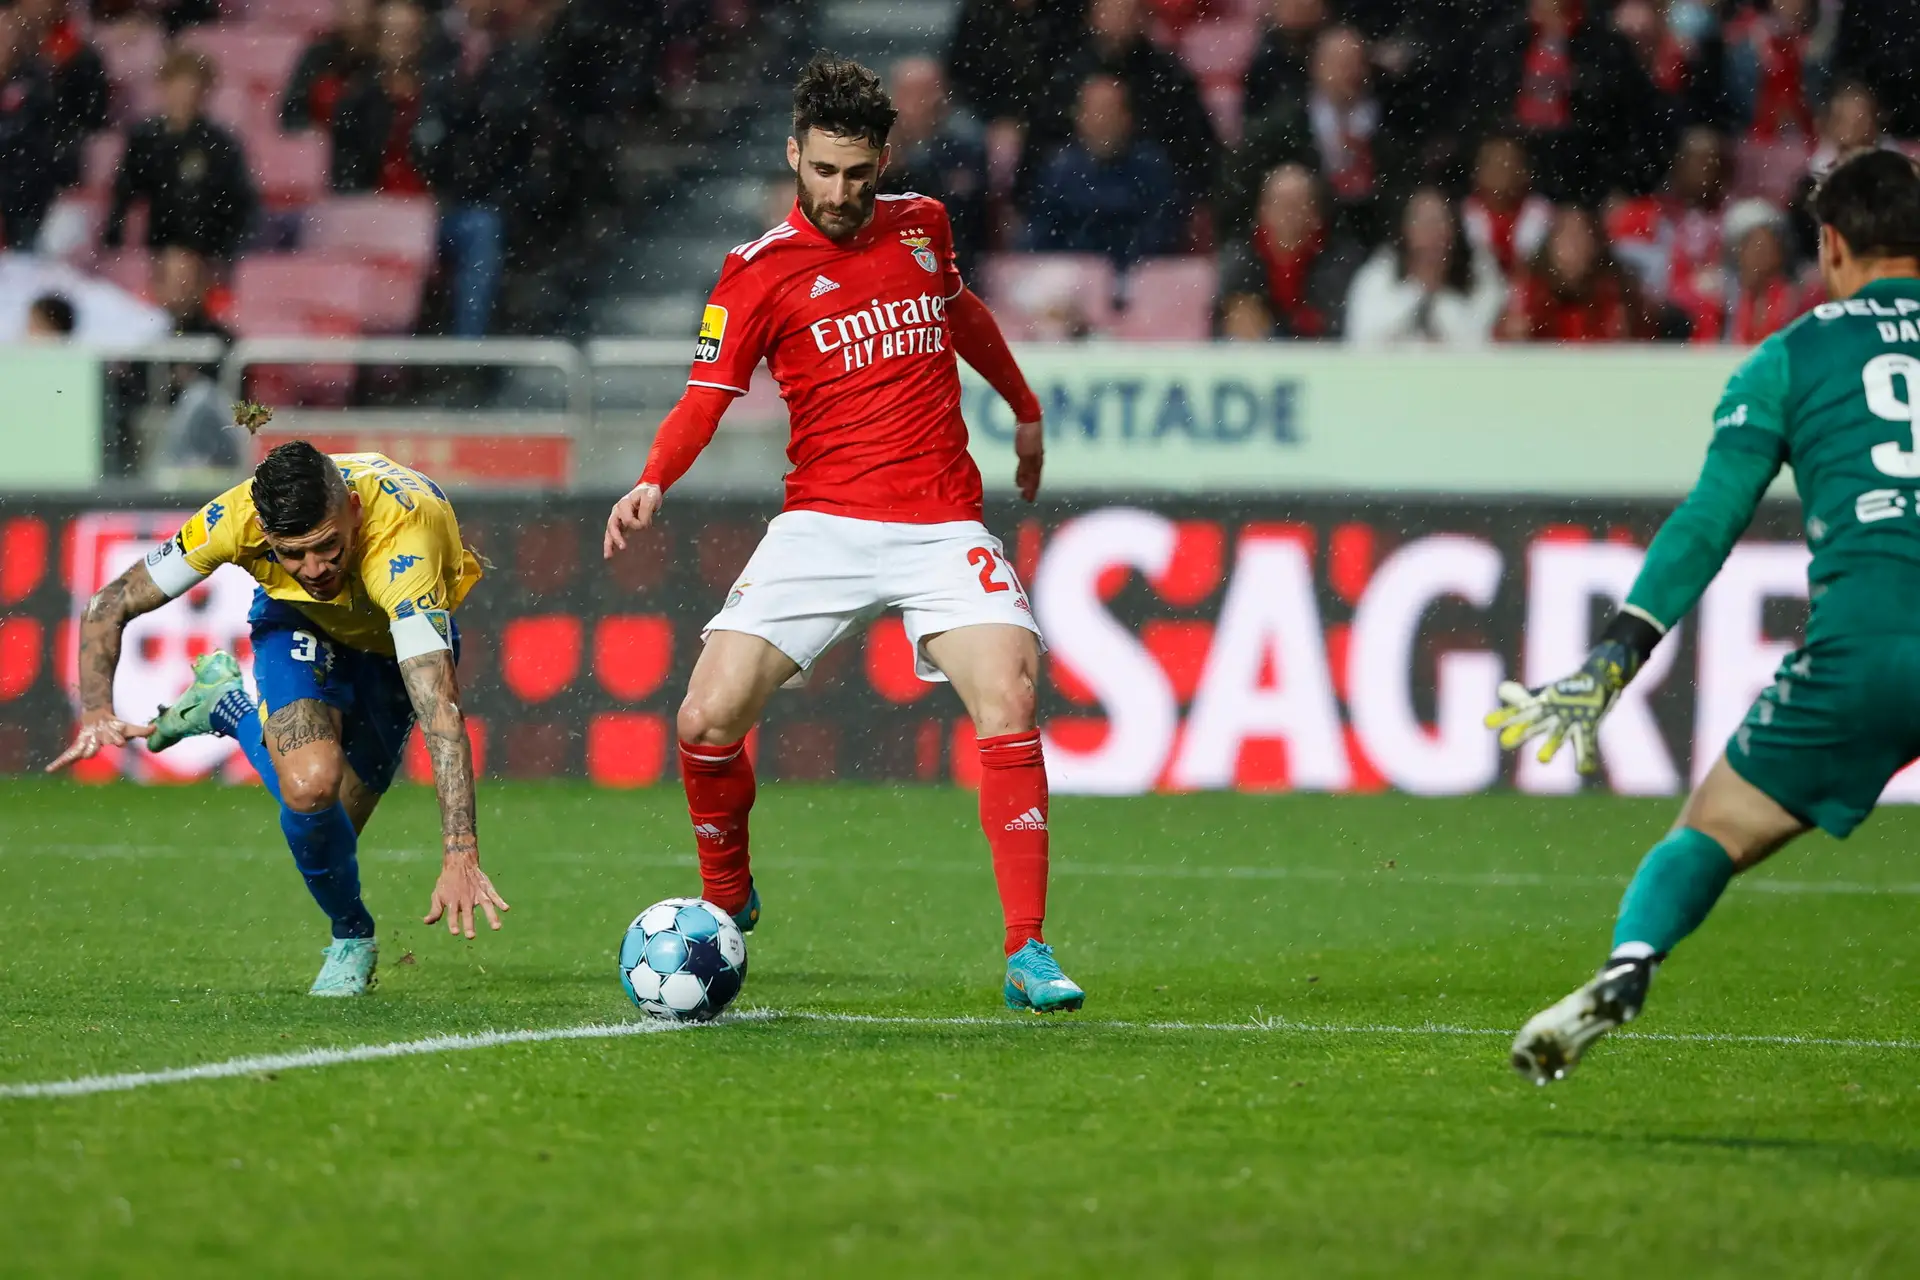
[1724,0,1834,143]
[1610,0,1724,140]
[102,49,256,263]
[0,10,56,250]
[1690,198,1807,343]
[151,242,238,467]
[1833,0,1920,138]
[88,0,214,38]
[1468,0,1659,202]
[881,57,989,279]
[1219,163,1361,339]
[1790,80,1883,261]
[1609,124,1728,312]
[14,0,108,190]
[1808,79,1881,176]
[1242,0,1329,124]
[281,0,381,131]
[26,290,74,336]
[1304,26,1395,246]
[945,0,1086,143]
[333,0,504,336]
[1037,0,1217,217]
[1500,205,1654,341]
[1461,133,1551,277]
[1345,187,1504,346]
[1025,73,1179,269]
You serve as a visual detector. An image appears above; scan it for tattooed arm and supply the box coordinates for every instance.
[46,561,170,771]
[400,648,508,937]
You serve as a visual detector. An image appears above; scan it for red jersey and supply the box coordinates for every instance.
[688,194,981,523]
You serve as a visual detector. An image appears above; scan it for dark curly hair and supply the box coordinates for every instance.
[1813,147,1920,261]
[252,441,348,537]
[792,51,896,148]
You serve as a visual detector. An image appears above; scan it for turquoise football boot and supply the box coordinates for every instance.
[146,651,244,751]
[309,938,378,997]
[730,881,760,935]
[1004,940,1084,1013]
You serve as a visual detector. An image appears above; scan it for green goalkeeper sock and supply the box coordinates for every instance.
[1610,827,1736,959]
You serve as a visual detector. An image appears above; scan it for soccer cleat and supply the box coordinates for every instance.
[729,881,760,934]
[308,938,378,997]
[146,651,244,752]
[1004,939,1084,1014]
[1511,957,1655,1085]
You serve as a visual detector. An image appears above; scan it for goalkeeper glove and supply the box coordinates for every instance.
[1485,627,1653,776]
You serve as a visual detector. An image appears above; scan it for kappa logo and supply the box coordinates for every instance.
[388,553,420,580]
[692,822,726,841]
[809,274,840,298]
[901,234,939,274]
[1003,806,1048,831]
[204,501,226,532]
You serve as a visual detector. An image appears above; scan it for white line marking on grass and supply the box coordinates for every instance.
[6,1011,1919,1101]
[13,843,1920,899]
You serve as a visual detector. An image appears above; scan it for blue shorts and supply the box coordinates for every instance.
[247,590,461,795]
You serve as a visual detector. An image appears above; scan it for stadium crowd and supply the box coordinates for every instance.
[0,0,732,341]
[0,0,1915,349]
[928,0,1918,343]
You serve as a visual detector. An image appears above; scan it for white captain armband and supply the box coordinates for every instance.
[391,609,454,662]
[144,533,209,598]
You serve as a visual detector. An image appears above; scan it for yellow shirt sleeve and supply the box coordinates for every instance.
[363,501,463,661]
[144,483,249,597]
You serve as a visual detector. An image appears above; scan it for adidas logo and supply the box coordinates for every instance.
[1004,806,1047,831]
[692,822,726,840]
[809,274,840,298]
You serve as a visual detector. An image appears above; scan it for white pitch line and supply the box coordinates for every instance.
[5,1010,1919,1102]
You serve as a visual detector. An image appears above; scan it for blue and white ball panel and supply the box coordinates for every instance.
[617,896,749,1023]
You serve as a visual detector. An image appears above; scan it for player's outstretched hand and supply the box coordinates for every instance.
[1484,641,1637,775]
[603,483,664,559]
[424,852,510,939]
[1014,419,1044,502]
[45,712,154,773]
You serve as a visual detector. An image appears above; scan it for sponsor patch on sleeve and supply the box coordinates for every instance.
[695,304,728,363]
[177,512,209,554]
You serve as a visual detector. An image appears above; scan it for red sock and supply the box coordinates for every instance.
[978,730,1049,956]
[679,739,755,914]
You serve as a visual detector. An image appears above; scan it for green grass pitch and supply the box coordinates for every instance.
[3,778,1919,1278]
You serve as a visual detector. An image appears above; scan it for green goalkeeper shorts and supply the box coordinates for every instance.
[1724,634,1920,838]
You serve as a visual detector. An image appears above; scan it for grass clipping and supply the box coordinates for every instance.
[233,401,274,436]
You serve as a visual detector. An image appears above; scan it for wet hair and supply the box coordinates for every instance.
[1813,147,1920,261]
[1389,186,1474,295]
[158,47,215,88]
[792,51,896,148]
[29,293,75,334]
[251,441,348,537]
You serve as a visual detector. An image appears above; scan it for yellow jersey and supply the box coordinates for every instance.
[143,452,482,658]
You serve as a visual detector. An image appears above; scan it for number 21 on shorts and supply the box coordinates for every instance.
[967,546,1015,595]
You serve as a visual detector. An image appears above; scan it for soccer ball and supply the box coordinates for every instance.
[618,897,748,1022]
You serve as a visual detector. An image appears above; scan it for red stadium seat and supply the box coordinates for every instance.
[1111,257,1218,341]
[178,27,306,101]
[235,252,422,333]
[1179,18,1261,85]
[1732,137,1813,206]
[93,249,154,297]
[236,0,334,34]
[304,196,437,272]
[80,132,124,197]
[93,23,164,122]
[243,131,329,208]
[980,254,1118,340]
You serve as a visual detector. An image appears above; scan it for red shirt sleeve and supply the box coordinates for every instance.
[638,384,735,492]
[933,199,965,301]
[949,287,1042,424]
[688,251,777,394]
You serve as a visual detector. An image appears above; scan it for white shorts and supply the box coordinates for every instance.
[704,510,1045,683]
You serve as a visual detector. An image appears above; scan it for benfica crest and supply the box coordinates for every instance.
[901,234,938,273]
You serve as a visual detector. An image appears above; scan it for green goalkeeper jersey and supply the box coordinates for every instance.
[1627,275,1920,640]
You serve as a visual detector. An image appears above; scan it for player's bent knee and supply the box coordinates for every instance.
[278,753,346,814]
[676,694,752,748]
[970,674,1038,739]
